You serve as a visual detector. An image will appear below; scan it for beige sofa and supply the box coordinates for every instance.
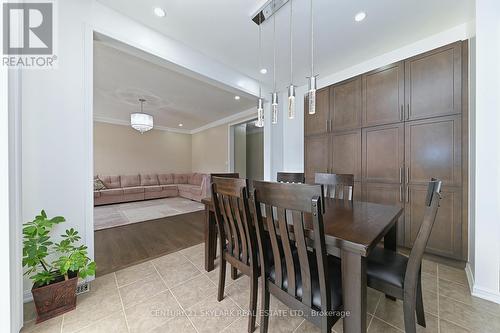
[94,173,209,206]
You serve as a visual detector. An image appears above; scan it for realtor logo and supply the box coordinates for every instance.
[2,1,57,68]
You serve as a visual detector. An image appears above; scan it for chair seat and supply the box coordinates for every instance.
[269,252,342,311]
[367,247,408,289]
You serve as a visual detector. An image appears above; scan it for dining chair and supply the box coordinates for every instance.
[366,178,442,333]
[276,172,305,183]
[251,181,343,333]
[211,176,259,333]
[314,173,354,200]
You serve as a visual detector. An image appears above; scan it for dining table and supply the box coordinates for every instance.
[201,196,403,333]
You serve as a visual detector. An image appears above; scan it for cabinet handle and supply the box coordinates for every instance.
[406,185,409,203]
[399,167,403,184]
[399,185,403,202]
[326,120,329,132]
[406,103,410,120]
[405,167,409,184]
[400,105,404,121]
[330,119,333,132]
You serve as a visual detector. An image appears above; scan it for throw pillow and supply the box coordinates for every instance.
[94,178,106,191]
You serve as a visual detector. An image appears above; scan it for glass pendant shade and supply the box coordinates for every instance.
[255,98,264,127]
[130,113,153,133]
[271,92,279,124]
[287,85,296,119]
[307,76,317,115]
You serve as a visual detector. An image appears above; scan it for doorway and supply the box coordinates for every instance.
[232,119,264,181]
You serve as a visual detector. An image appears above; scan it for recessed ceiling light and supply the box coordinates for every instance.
[178,123,183,127]
[354,12,366,22]
[260,68,268,74]
[154,7,166,17]
[234,96,240,100]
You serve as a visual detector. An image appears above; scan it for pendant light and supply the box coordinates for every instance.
[255,16,264,128]
[131,98,153,133]
[307,0,317,115]
[271,14,279,124]
[287,0,296,119]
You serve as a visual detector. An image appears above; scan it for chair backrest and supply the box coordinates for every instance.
[211,177,256,267]
[210,173,240,182]
[277,172,305,184]
[405,178,442,295]
[251,181,332,312]
[314,173,354,200]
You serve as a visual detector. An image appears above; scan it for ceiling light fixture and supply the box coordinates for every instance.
[131,98,153,133]
[255,15,264,128]
[354,11,366,22]
[307,0,317,115]
[271,14,279,125]
[178,123,183,127]
[234,95,240,100]
[287,0,295,120]
[153,7,166,17]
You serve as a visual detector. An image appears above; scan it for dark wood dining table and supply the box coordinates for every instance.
[202,196,403,333]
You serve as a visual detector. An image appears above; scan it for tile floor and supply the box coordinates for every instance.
[22,243,500,333]
[94,197,205,230]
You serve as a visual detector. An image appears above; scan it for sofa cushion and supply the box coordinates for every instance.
[158,173,174,185]
[141,174,159,186]
[189,173,203,186]
[100,176,121,189]
[94,191,101,198]
[178,184,198,192]
[161,185,178,191]
[100,188,123,196]
[123,186,145,194]
[121,174,140,188]
[189,186,202,195]
[144,185,162,192]
[174,173,189,184]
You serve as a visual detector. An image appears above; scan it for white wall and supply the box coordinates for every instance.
[470,0,500,303]
[233,124,247,178]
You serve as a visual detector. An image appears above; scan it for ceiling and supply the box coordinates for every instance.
[96,0,474,90]
[93,40,255,130]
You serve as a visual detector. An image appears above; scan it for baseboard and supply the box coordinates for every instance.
[465,262,475,291]
[472,285,500,304]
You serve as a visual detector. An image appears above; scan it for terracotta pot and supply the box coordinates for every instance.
[31,272,78,323]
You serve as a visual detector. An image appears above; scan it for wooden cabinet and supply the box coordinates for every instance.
[405,185,462,259]
[405,115,462,186]
[304,134,329,184]
[330,77,362,131]
[330,130,361,181]
[405,42,462,121]
[364,183,405,245]
[304,87,330,136]
[362,62,404,127]
[303,42,467,261]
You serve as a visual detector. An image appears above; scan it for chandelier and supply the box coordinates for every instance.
[131,98,153,134]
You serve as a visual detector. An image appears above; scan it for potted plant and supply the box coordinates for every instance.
[23,210,96,323]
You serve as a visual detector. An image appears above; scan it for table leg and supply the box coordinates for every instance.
[341,250,367,333]
[204,206,217,272]
[384,223,398,300]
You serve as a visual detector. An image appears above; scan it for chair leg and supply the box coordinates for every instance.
[403,291,417,333]
[248,271,258,333]
[231,266,238,280]
[416,275,426,327]
[320,316,329,333]
[260,280,270,333]
[217,255,226,302]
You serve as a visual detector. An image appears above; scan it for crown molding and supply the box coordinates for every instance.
[93,115,191,134]
[190,108,256,134]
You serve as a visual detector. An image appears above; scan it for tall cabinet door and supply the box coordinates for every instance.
[362,62,405,127]
[330,77,362,131]
[405,115,462,187]
[304,87,330,136]
[330,130,362,181]
[304,134,329,184]
[405,185,462,259]
[404,42,462,121]
[363,123,405,184]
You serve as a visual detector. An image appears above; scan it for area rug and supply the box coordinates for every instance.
[94,197,205,230]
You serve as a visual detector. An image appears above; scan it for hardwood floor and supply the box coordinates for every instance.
[94,211,205,276]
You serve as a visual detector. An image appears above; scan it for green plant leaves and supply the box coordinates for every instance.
[22,210,96,287]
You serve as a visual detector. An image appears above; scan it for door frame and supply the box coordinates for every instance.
[227,116,258,173]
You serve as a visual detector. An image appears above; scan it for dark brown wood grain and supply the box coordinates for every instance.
[314,173,354,201]
[277,172,305,184]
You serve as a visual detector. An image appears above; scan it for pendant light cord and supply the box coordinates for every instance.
[273,14,276,92]
[290,0,293,85]
[310,0,314,77]
[258,17,262,98]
